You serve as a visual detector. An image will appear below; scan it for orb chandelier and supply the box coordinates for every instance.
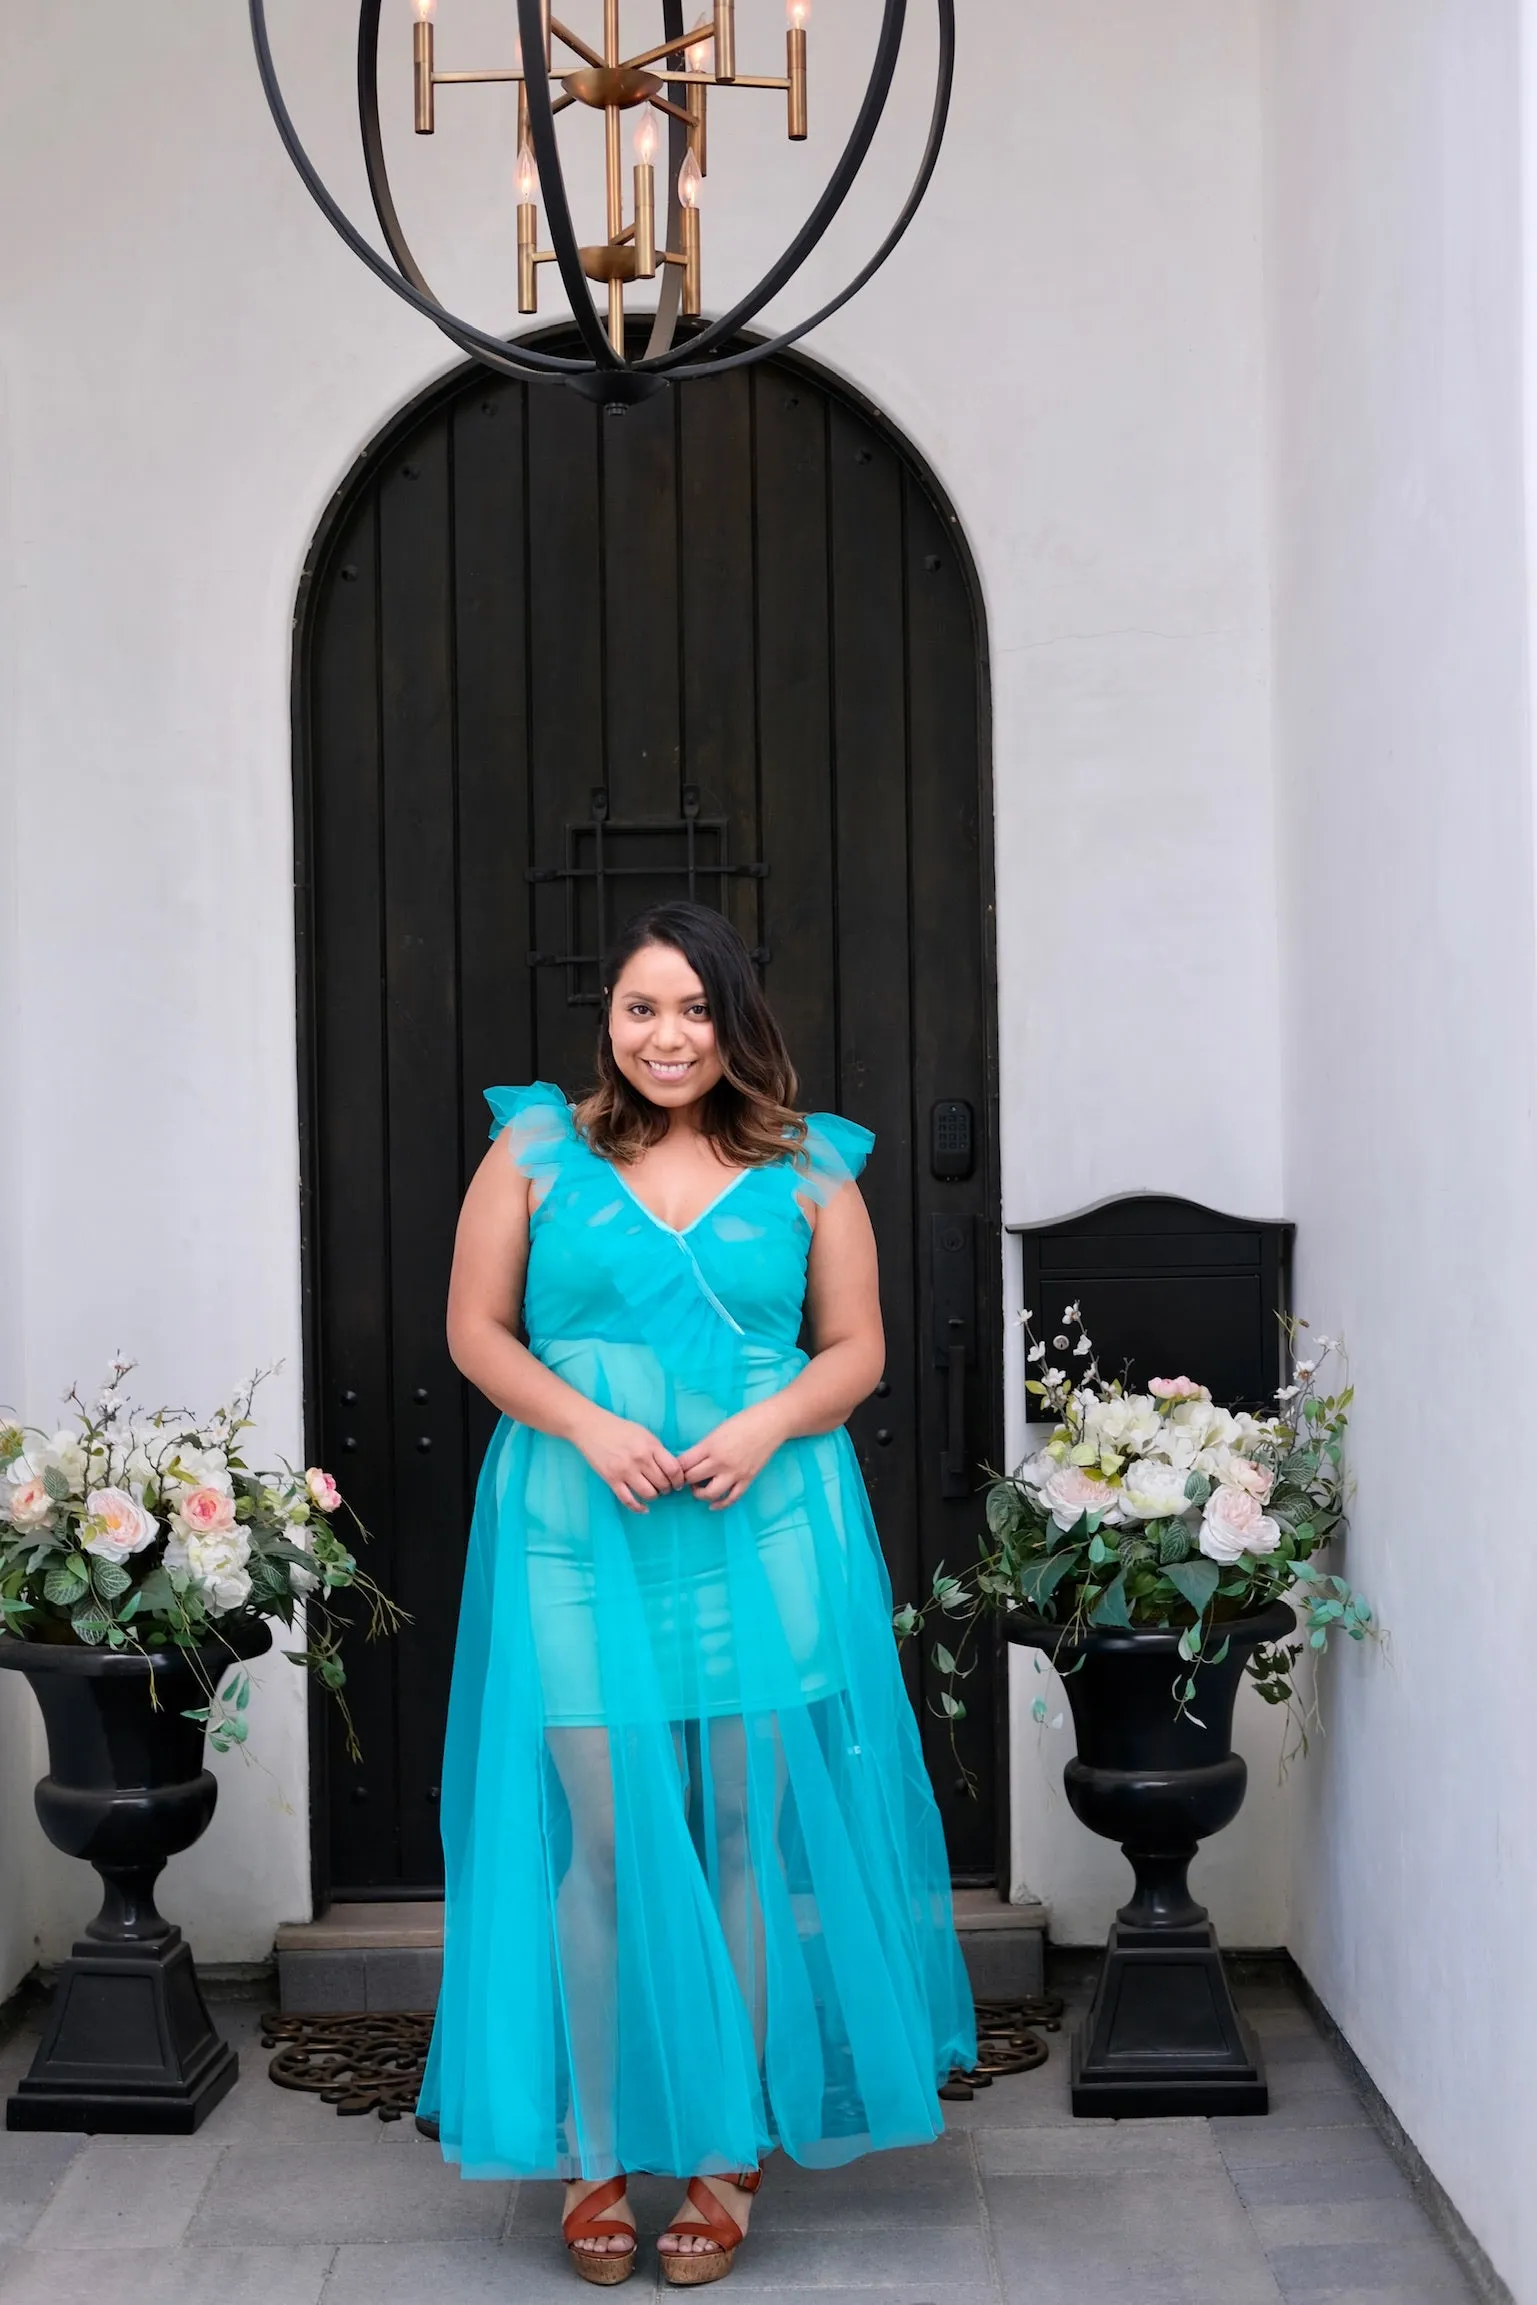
[249,0,955,401]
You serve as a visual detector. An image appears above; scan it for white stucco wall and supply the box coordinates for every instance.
[1269,1,1537,2292]
[0,0,1278,1982]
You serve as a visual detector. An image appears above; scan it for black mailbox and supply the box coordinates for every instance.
[1008,1196,1295,1413]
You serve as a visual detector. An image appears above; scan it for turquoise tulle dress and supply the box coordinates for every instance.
[418,1084,975,2181]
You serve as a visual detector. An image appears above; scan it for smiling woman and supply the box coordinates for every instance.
[420,900,975,2287]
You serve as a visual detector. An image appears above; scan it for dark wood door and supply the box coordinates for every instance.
[295,348,1001,1898]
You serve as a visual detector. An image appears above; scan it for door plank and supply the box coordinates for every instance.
[309,491,399,1889]
[825,403,921,1644]
[377,412,469,1887]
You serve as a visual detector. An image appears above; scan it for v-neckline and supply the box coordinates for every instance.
[605,1159,752,1239]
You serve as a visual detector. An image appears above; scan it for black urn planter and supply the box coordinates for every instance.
[0,1616,272,2134]
[1007,1598,1294,2118]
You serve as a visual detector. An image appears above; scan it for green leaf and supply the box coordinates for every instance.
[1164,1558,1220,1618]
[939,1691,966,1720]
[42,1565,89,1606]
[134,1567,176,1616]
[1156,1521,1194,1566]
[985,1485,1020,1538]
[1089,1571,1132,1629]
[1183,1471,1212,1507]
[42,1468,72,1503]
[1017,1551,1076,1610]
[932,1643,957,1676]
[70,1602,112,1645]
[90,1560,131,1601]
[1087,1532,1113,1567]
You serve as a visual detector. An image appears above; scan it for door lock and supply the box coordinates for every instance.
[931,1213,976,1500]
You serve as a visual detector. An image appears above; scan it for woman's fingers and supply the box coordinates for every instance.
[614,1481,647,1514]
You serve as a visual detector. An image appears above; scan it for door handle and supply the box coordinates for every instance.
[931,1214,976,1500]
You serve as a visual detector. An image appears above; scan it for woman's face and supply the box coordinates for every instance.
[607,941,725,1113]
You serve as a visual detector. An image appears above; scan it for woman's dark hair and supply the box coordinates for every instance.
[575,901,806,1168]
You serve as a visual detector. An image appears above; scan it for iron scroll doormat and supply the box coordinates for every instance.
[262,1993,1065,2123]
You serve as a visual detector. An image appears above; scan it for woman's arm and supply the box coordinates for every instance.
[677,1180,885,1507]
[447,1140,684,1514]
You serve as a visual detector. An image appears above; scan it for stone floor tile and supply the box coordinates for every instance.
[717,2222,994,2290]
[26,2139,223,2250]
[729,2288,996,2304]
[1244,2102,1373,2129]
[0,2137,86,2242]
[985,2170,1285,2305]
[1215,2123,1397,2169]
[322,2239,649,2304]
[1230,2160,1417,2211]
[1267,2239,1475,2299]
[0,2244,334,2305]
[186,2138,509,2244]
[753,2177,979,2231]
[979,2122,1220,2176]
[1277,2291,1474,2305]
[1246,2195,1441,2249]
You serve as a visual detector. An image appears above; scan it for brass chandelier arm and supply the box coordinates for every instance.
[672,0,955,380]
[633,0,910,373]
[518,0,622,368]
[549,16,606,68]
[243,0,585,375]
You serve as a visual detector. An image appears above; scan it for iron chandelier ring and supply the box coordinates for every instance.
[250,0,955,392]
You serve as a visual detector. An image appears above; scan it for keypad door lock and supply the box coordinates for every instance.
[930,1099,975,1180]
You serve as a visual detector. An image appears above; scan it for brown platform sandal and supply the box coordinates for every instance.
[659,2169,762,2288]
[563,2174,637,2287]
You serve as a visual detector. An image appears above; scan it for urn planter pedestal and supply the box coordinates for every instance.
[0,1618,272,2134]
[1007,1599,1294,2118]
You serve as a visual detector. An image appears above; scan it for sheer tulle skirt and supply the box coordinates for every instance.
[417,1342,975,2181]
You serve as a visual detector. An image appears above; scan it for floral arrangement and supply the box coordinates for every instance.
[0,1363,401,1753]
[898,1307,1369,1741]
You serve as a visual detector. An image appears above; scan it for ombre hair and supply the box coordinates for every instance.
[576,902,807,1169]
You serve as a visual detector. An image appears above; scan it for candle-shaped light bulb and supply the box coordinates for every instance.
[684,10,711,173]
[633,111,658,277]
[413,0,436,132]
[516,135,539,313]
[678,148,703,316]
[786,0,808,139]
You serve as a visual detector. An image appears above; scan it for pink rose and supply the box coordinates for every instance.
[81,1487,159,1560]
[306,1468,341,1513]
[1038,1462,1122,1530]
[179,1485,236,1536]
[1214,1450,1274,1502]
[5,1476,54,1530]
[1199,1483,1281,1566]
[1150,1377,1212,1404]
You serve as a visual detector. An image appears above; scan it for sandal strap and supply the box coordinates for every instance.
[666,2176,748,2253]
[564,2175,636,2247]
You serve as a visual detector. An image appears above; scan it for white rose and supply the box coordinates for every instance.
[164,1445,233,1497]
[1082,1394,1160,1460]
[81,1487,159,1560]
[289,1560,320,1596]
[1199,1484,1282,1565]
[1017,1447,1064,1494]
[1119,1459,1197,1523]
[1171,1400,1239,1453]
[179,1527,252,1614]
[1038,1463,1124,1530]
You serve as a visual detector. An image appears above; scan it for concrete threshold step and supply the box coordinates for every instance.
[276,1890,1049,2014]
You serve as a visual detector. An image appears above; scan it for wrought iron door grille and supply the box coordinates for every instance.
[527,785,769,1004]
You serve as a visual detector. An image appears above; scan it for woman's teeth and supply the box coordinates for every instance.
[645,1059,693,1079]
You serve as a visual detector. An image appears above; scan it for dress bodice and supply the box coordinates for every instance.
[487,1084,873,1364]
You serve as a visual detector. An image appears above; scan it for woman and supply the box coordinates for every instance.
[418,901,974,2288]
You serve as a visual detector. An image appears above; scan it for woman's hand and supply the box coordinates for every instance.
[677,1403,789,1510]
[570,1407,685,1515]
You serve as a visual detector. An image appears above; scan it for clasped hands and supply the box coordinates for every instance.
[573,1400,788,1515]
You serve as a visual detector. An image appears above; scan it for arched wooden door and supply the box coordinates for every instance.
[295,346,1001,1900]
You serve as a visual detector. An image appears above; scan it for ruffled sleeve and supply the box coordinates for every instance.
[795,1111,876,1207]
[484,1083,576,1199]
